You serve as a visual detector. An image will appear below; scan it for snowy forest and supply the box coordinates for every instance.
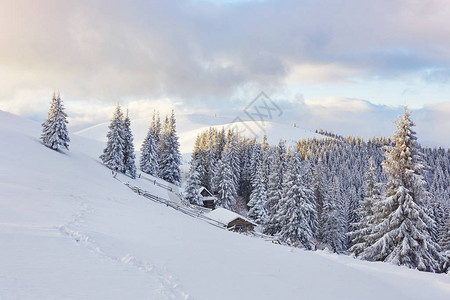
[40,95,450,273]
[99,105,182,185]
[184,108,450,273]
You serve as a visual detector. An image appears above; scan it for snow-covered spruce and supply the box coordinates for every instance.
[320,176,347,253]
[440,215,450,252]
[100,105,125,172]
[360,108,445,272]
[140,125,159,176]
[226,130,241,188]
[263,139,287,235]
[275,151,317,249]
[122,111,136,178]
[439,216,450,272]
[41,92,70,151]
[213,141,236,210]
[247,158,268,224]
[348,157,378,256]
[311,158,327,240]
[157,110,182,185]
[184,160,202,205]
[151,110,162,147]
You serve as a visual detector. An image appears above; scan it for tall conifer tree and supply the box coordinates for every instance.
[185,160,202,205]
[100,105,125,171]
[263,140,287,235]
[122,110,136,178]
[247,159,268,224]
[276,152,317,249]
[41,92,70,151]
[348,157,378,255]
[140,125,159,176]
[361,108,444,272]
[158,110,182,185]
[214,142,236,210]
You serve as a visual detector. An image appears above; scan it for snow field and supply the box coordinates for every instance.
[1,110,450,300]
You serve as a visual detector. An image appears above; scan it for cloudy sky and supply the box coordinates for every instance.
[1,0,450,145]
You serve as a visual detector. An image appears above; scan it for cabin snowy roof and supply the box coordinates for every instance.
[199,186,214,197]
[204,208,256,227]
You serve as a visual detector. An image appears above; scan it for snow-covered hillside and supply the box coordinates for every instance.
[75,113,323,155]
[1,110,450,300]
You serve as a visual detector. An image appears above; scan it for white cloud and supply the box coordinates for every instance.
[304,97,372,113]
[1,0,450,146]
[286,63,359,84]
[1,0,450,109]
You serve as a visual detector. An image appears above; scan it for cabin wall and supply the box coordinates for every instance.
[228,219,255,232]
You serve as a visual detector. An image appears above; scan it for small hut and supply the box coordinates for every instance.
[205,208,256,232]
[198,186,216,209]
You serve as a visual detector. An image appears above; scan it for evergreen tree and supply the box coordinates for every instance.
[152,110,162,146]
[239,138,253,202]
[431,163,448,239]
[214,143,236,210]
[361,108,444,272]
[440,216,450,273]
[226,130,241,188]
[140,125,159,176]
[158,111,182,185]
[100,105,125,171]
[184,160,202,205]
[313,158,327,239]
[249,142,263,192]
[206,139,217,192]
[439,215,450,252]
[247,160,268,224]
[321,176,347,253]
[41,92,70,151]
[263,140,287,235]
[348,157,377,256]
[122,111,136,178]
[276,152,317,249]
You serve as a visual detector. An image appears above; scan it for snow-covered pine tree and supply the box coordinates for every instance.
[41,92,70,151]
[249,142,263,193]
[213,142,236,210]
[440,216,450,273]
[276,151,317,249]
[431,162,448,239]
[122,111,136,178]
[140,125,159,176]
[152,110,162,146]
[158,110,182,185]
[439,215,450,252]
[348,157,377,256]
[263,139,287,235]
[226,130,241,188]
[214,128,226,159]
[238,137,253,202]
[184,160,202,205]
[261,135,273,190]
[312,158,327,239]
[206,139,217,192]
[157,115,169,177]
[321,176,347,253]
[100,105,125,171]
[361,107,445,272]
[247,159,268,224]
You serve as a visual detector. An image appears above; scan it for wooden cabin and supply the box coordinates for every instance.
[205,208,256,232]
[198,186,216,209]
